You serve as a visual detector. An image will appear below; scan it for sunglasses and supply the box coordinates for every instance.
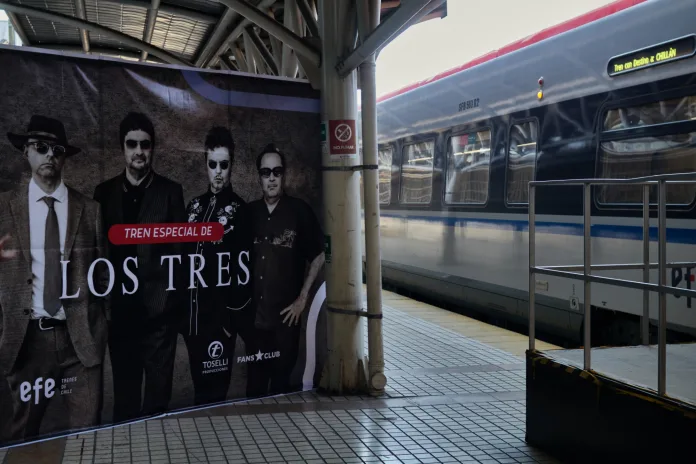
[125,139,152,150]
[28,141,66,156]
[259,167,284,178]
[208,160,230,170]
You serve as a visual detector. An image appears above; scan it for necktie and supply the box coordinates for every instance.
[43,196,62,316]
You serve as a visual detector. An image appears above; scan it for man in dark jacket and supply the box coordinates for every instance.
[93,112,186,422]
[182,126,254,405]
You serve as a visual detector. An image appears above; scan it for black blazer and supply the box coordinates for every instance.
[94,170,187,320]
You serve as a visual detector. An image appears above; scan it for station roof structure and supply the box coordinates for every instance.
[1,0,447,79]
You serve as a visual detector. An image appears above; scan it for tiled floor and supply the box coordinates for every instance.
[60,402,556,464]
[2,289,563,464]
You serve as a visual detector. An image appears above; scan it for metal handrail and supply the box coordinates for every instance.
[528,171,696,397]
[530,171,696,186]
[543,262,696,271]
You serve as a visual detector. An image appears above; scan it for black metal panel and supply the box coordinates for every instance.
[526,350,696,463]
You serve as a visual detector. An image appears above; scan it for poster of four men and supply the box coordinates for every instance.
[0,47,326,447]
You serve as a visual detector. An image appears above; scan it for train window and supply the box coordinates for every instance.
[603,95,696,130]
[400,141,434,204]
[359,146,393,207]
[379,147,393,204]
[598,134,696,204]
[445,130,491,204]
[598,95,696,205]
[506,121,538,204]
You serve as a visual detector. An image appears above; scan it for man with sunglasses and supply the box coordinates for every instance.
[0,115,109,441]
[93,111,186,423]
[246,144,325,397]
[181,126,254,405]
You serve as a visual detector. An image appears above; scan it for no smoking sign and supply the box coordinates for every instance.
[328,119,356,156]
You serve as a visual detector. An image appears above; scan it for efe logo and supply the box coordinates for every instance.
[20,377,55,404]
[208,341,223,360]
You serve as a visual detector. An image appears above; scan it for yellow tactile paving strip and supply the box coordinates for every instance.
[377,287,560,356]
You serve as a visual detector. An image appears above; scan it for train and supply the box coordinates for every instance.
[360,0,696,346]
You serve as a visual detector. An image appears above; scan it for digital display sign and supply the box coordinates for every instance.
[607,35,696,77]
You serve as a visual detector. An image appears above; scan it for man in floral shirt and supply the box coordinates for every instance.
[181,126,254,406]
[246,144,325,397]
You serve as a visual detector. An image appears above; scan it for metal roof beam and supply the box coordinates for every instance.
[244,28,270,74]
[6,12,31,46]
[73,0,91,53]
[246,25,279,75]
[0,1,191,66]
[140,0,161,61]
[336,0,445,78]
[280,0,299,77]
[100,0,217,24]
[194,9,241,67]
[219,53,238,70]
[269,35,282,69]
[295,0,318,38]
[230,44,248,72]
[241,28,262,73]
[195,0,271,69]
[264,6,283,67]
[217,0,320,67]
[207,0,278,69]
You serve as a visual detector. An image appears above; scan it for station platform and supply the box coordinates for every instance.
[0,288,562,464]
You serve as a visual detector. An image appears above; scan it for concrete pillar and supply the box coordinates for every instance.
[318,0,366,394]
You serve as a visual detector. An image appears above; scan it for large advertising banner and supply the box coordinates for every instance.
[0,46,327,448]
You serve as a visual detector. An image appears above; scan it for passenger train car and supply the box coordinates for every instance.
[362,0,696,345]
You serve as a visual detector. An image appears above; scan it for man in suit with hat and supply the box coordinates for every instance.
[0,115,109,442]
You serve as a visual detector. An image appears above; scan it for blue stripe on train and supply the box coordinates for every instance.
[380,213,696,245]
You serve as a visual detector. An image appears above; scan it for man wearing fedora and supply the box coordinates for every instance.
[0,115,109,441]
[93,111,186,423]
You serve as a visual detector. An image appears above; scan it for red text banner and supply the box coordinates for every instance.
[108,223,224,245]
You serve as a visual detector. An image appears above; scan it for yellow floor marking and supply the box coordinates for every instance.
[371,286,560,356]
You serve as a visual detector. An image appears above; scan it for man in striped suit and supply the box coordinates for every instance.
[93,112,187,423]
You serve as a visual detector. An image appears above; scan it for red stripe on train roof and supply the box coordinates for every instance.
[376,0,648,104]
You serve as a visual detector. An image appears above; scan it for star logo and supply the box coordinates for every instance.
[255,350,263,361]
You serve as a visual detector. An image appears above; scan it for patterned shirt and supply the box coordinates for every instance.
[249,195,324,330]
[184,185,253,336]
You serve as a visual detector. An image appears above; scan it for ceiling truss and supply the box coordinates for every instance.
[0,0,447,85]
